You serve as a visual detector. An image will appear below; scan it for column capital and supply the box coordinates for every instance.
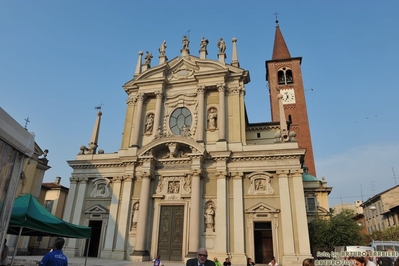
[197,85,206,94]
[231,172,244,179]
[113,176,124,183]
[216,83,226,92]
[136,92,147,102]
[191,169,202,178]
[155,91,164,99]
[70,176,79,183]
[216,171,227,179]
[78,177,88,183]
[123,175,133,182]
[276,170,289,177]
[139,171,154,180]
[230,87,240,95]
[291,169,303,177]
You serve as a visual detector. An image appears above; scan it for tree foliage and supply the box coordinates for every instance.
[368,226,399,242]
[308,209,367,256]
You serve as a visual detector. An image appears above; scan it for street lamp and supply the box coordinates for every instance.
[370,205,377,232]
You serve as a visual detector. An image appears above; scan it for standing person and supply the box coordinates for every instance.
[153,255,163,266]
[302,258,315,266]
[354,257,367,266]
[0,239,8,266]
[186,248,215,266]
[223,257,231,266]
[269,257,278,266]
[39,237,68,266]
[247,257,255,266]
[214,257,222,266]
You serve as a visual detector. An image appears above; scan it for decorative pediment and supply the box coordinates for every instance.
[245,202,280,214]
[123,55,247,88]
[84,204,109,214]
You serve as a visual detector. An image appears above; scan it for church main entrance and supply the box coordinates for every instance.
[253,222,273,263]
[157,205,184,261]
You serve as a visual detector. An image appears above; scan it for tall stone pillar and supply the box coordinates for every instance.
[102,176,123,258]
[152,91,164,136]
[114,175,134,260]
[277,171,295,258]
[130,93,146,147]
[291,170,311,256]
[232,172,246,264]
[187,170,202,256]
[217,84,226,141]
[66,177,88,256]
[215,171,227,256]
[196,86,205,143]
[132,172,153,260]
[63,177,78,256]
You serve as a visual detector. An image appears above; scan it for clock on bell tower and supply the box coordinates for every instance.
[266,21,317,177]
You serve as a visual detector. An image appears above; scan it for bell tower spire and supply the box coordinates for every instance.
[266,20,317,177]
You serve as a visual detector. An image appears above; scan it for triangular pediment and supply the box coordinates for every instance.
[84,204,109,214]
[245,202,280,214]
[123,55,248,88]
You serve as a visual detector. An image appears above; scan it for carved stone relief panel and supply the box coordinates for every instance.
[90,177,111,198]
[155,175,192,200]
[247,172,274,195]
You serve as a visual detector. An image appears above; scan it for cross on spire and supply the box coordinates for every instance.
[94,102,104,110]
[273,12,279,25]
[24,117,30,129]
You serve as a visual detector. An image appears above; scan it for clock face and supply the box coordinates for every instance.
[169,107,192,135]
[281,89,295,104]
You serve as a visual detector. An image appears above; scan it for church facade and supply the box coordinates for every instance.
[63,25,324,265]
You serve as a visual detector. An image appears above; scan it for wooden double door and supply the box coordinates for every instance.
[157,205,184,261]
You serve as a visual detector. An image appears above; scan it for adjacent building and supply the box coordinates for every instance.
[362,185,399,233]
[63,23,329,266]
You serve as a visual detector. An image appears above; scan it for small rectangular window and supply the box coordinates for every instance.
[257,133,261,138]
[306,197,317,212]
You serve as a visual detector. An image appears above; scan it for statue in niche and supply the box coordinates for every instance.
[144,51,153,65]
[159,40,167,56]
[131,203,139,230]
[200,37,209,51]
[156,177,163,194]
[207,108,217,130]
[217,38,226,54]
[184,177,192,193]
[182,35,190,51]
[90,182,110,198]
[204,203,215,230]
[145,114,154,134]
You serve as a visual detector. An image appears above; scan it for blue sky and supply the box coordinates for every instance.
[1,1,398,207]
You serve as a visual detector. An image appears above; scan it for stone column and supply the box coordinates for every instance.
[114,175,134,259]
[217,84,226,141]
[215,172,227,254]
[132,172,153,258]
[63,177,78,222]
[130,93,146,147]
[102,176,123,258]
[277,171,294,255]
[67,177,88,255]
[291,170,311,255]
[187,170,202,256]
[63,177,78,255]
[232,172,246,264]
[196,86,205,143]
[152,91,164,136]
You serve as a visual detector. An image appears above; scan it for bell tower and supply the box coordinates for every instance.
[266,20,317,177]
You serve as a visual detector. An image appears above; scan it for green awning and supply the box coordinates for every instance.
[6,194,91,239]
